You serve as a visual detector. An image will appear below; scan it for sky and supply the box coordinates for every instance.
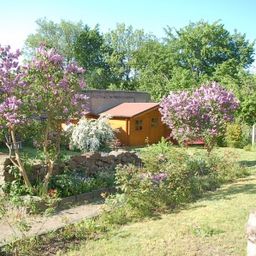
[0,0,256,52]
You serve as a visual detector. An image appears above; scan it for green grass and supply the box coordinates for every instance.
[0,145,79,161]
[63,148,256,256]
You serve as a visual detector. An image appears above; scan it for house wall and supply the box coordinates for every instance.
[128,108,166,146]
[107,108,170,146]
[108,119,129,145]
[62,108,171,147]
[84,90,151,115]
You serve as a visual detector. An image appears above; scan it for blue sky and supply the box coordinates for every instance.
[1,0,256,51]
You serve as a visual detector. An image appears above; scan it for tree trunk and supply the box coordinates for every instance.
[43,120,51,192]
[42,120,62,192]
[43,159,54,192]
[252,124,256,146]
[55,123,61,159]
[10,127,32,188]
[246,211,256,256]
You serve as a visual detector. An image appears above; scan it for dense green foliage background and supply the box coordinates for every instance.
[24,19,256,125]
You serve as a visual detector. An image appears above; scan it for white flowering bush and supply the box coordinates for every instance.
[70,115,115,152]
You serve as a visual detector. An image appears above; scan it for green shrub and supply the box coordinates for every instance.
[49,171,115,197]
[208,150,249,182]
[101,194,134,225]
[140,138,188,173]
[244,144,256,152]
[225,123,251,148]
[107,142,248,222]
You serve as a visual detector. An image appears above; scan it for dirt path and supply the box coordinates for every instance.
[0,201,103,246]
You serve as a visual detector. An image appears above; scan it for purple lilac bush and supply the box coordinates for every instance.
[24,45,88,189]
[0,45,89,189]
[0,45,32,186]
[160,82,239,153]
[0,46,26,127]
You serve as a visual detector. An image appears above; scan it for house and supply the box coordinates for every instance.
[101,102,170,146]
[63,90,171,146]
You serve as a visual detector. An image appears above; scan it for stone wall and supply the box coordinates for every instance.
[0,154,13,190]
[67,149,141,175]
[0,150,142,186]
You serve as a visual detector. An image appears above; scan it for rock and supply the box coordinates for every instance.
[0,154,10,165]
[109,149,127,157]
[0,150,142,188]
[247,211,256,256]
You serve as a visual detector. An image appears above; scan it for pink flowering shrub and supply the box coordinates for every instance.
[0,45,32,187]
[160,82,239,153]
[0,46,26,127]
[24,46,88,121]
[23,46,88,189]
[0,45,88,189]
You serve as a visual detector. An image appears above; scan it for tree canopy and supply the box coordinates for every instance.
[24,19,255,105]
[24,18,85,61]
[73,25,113,89]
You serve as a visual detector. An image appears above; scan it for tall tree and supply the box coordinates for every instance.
[136,20,255,100]
[132,39,173,100]
[24,46,87,190]
[24,18,85,61]
[73,25,113,89]
[165,21,255,80]
[104,23,151,90]
[0,45,31,187]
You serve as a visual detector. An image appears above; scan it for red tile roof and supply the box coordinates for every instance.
[101,103,159,118]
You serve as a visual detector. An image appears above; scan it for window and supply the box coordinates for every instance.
[151,117,158,128]
[135,119,143,131]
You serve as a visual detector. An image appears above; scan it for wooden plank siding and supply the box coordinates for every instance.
[128,108,166,146]
[108,118,129,145]
[63,103,172,147]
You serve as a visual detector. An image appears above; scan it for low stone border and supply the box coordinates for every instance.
[0,149,142,185]
[57,187,116,210]
[0,187,116,249]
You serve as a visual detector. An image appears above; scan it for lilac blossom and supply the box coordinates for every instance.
[160,82,239,153]
[151,173,168,183]
[25,45,88,121]
[0,45,26,126]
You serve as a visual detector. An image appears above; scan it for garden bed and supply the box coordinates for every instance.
[57,187,116,210]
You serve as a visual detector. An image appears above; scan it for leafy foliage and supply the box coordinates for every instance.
[24,19,255,96]
[24,45,88,190]
[165,20,254,79]
[24,18,85,61]
[104,23,151,90]
[49,171,115,197]
[135,21,254,100]
[108,142,248,219]
[73,25,113,89]
[240,92,256,126]
[225,123,251,148]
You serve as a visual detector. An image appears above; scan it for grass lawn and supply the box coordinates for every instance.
[63,148,256,256]
[0,145,79,161]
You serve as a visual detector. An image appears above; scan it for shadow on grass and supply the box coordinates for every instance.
[239,160,256,168]
[200,182,256,202]
[171,178,256,214]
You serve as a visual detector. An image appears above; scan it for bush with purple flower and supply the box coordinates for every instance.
[24,45,88,190]
[160,82,239,154]
[0,45,89,190]
[151,172,168,184]
[0,45,32,187]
